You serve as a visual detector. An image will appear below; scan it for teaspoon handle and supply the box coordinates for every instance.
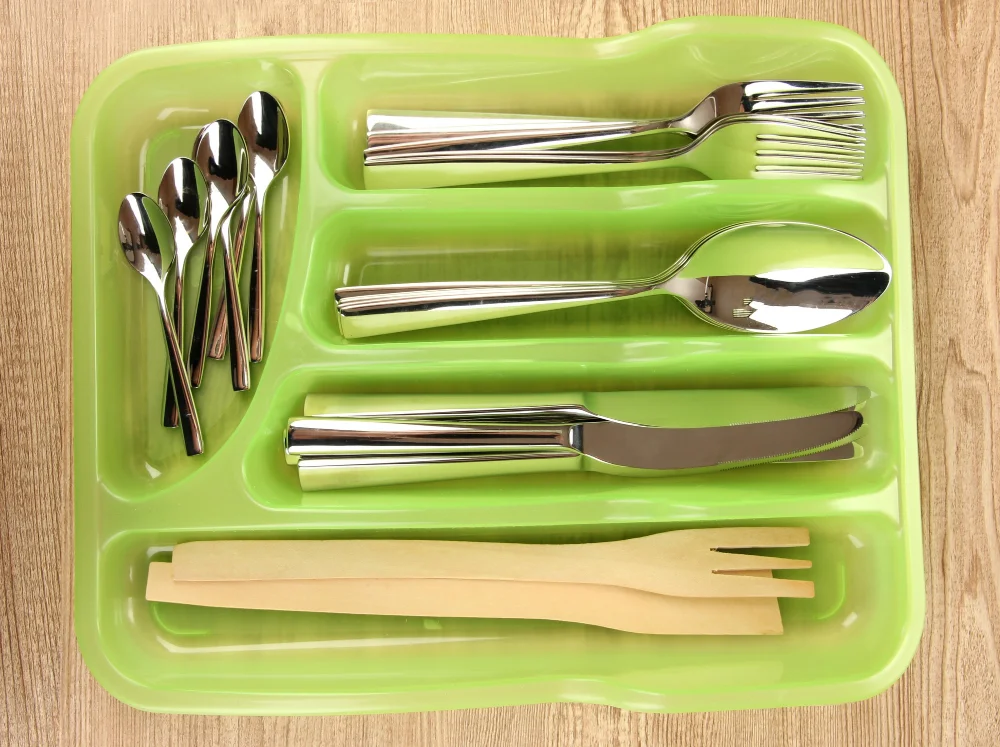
[207,191,255,360]
[162,269,184,428]
[334,280,645,339]
[248,193,266,362]
[220,210,251,392]
[188,232,217,388]
[157,293,204,456]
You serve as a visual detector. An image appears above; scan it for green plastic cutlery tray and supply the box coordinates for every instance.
[71,17,923,714]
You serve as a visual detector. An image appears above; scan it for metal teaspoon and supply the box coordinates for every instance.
[118,193,204,456]
[207,93,289,362]
[158,157,207,427]
[191,120,251,391]
[241,92,289,362]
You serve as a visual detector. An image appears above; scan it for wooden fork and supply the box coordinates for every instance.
[147,563,785,635]
[172,527,813,598]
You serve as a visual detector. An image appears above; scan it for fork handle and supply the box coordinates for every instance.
[147,563,785,636]
[362,155,675,189]
[365,110,688,156]
[335,280,646,338]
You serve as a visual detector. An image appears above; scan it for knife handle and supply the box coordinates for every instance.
[286,416,587,489]
[285,417,581,463]
[297,451,581,490]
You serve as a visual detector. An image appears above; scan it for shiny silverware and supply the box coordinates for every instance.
[364,115,865,188]
[157,158,207,428]
[147,562,787,636]
[335,222,891,338]
[191,120,251,391]
[366,80,864,156]
[208,92,289,363]
[217,190,253,391]
[118,194,204,456]
[244,92,289,363]
[285,407,863,489]
[206,188,254,360]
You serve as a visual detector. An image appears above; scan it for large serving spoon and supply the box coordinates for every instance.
[207,92,288,363]
[335,222,891,338]
[117,194,204,456]
[157,157,207,428]
[242,91,289,362]
[191,120,251,391]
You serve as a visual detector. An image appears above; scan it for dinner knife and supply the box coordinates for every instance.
[286,408,863,489]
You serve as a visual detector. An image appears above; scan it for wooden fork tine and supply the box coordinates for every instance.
[705,573,816,598]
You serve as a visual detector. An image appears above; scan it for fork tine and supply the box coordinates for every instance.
[708,574,816,597]
[756,165,864,180]
[709,551,813,572]
[757,150,865,167]
[786,118,868,137]
[744,80,864,98]
[778,127,867,143]
[787,110,865,122]
[757,146,865,161]
[747,115,867,142]
[750,96,866,114]
[749,81,864,94]
[757,135,866,154]
[758,129,866,146]
[758,152,865,169]
[822,121,867,131]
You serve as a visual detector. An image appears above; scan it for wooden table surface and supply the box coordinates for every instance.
[2,0,998,744]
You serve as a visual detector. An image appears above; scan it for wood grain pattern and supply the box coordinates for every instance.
[1,0,998,744]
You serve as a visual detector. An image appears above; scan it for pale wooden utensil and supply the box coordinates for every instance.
[146,563,784,635]
[172,527,813,598]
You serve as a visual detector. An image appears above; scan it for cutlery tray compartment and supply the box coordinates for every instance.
[72,18,920,714]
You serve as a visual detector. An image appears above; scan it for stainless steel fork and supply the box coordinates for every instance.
[363,115,867,189]
[365,80,865,157]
